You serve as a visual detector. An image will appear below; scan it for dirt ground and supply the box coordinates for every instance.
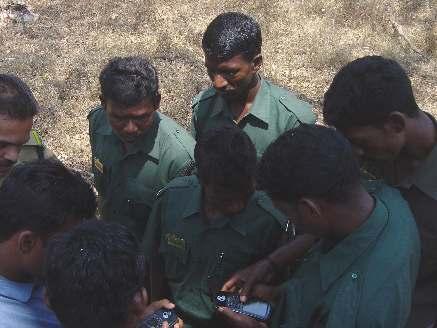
[0,0,436,172]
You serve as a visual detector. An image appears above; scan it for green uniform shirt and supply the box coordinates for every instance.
[191,76,316,157]
[271,182,420,328]
[364,113,437,327]
[88,107,195,241]
[144,175,287,328]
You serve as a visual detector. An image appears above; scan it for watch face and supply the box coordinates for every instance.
[162,311,171,320]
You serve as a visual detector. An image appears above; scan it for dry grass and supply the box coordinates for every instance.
[0,0,436,172]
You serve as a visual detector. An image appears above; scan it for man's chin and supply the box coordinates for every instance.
[119,135,139,144]
[218,90,240,100]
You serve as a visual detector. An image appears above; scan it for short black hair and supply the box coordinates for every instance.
[0,159,97,242]
[202,12,262,61]
[194,125,257,192]
[99,56,160,107]
[45,220,145,328]
[323,56,420,130]
[0,74,38,119]
[257,124,360,203]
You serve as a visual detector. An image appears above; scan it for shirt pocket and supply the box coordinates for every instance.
[125,179,156,239]
[159,240,190,283]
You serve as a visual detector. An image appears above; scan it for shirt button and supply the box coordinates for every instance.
[351,273,358,279]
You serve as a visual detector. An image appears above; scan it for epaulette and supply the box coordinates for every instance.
[191,87,216,109]
[87,106,103,120]
[256,192,289,229]
[276,90,315,124]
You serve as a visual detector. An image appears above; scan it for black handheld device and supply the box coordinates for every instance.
[139,308,178,328]
[214,291,272,322]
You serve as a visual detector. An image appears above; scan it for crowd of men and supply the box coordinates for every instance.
[0,11,435,328]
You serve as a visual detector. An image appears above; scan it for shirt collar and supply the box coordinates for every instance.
[0,275,35,303]
[247,77,271,125]
[319,196,389,291]
[210,75,271,126]
[400,113,437,200]
[181,178,248,236]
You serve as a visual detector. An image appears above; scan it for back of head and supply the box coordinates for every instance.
[45,220,145,328]
[194,125,257,192]
[0,159,96,242]
[323,56,420,130]
[257,124,360,203]
[202,12,262,61]
[99,56,160,107]
[0,74,38,119]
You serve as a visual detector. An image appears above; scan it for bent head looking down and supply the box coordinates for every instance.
[0,74,38,179]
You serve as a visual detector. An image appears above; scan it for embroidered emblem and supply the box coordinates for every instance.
[165,233,186,250]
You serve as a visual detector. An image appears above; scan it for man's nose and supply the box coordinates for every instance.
[212,74,228,90]
[124,120,138,134]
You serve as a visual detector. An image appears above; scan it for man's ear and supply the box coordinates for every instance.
[99,95,106,109]
[252,54,263,72]
[17,231,39,255]
[297,197,322,220]
[384,112,407,134]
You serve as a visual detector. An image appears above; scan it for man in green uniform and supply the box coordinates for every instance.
[88,56,195,241]
[191,12,315,156]
[144,126,287,328]
[0,74,52,186]
[323,56,437,327]
[218,125,420,328]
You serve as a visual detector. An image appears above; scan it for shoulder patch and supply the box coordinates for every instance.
[191,87,216,109]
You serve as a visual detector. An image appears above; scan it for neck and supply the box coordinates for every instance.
[327,187,375,242]
[229,75,261,121]
[404,111,436,160]
[0,244,31,283]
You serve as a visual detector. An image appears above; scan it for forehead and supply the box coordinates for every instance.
[0,115,33,143]
[205,54,251,70]
[106,99,156,117]
[342,125,383,141]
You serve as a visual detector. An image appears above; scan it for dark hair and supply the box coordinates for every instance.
[99,56,160,107]
[0,159,97,242]
[202,12,262,61]
[323,56,420,130]
[0,74,38,119]
[44,220,145,328]
[194,125,257,192]
[257,124,360,203]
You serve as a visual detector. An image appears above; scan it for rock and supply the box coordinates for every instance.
[0,1,38,25]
